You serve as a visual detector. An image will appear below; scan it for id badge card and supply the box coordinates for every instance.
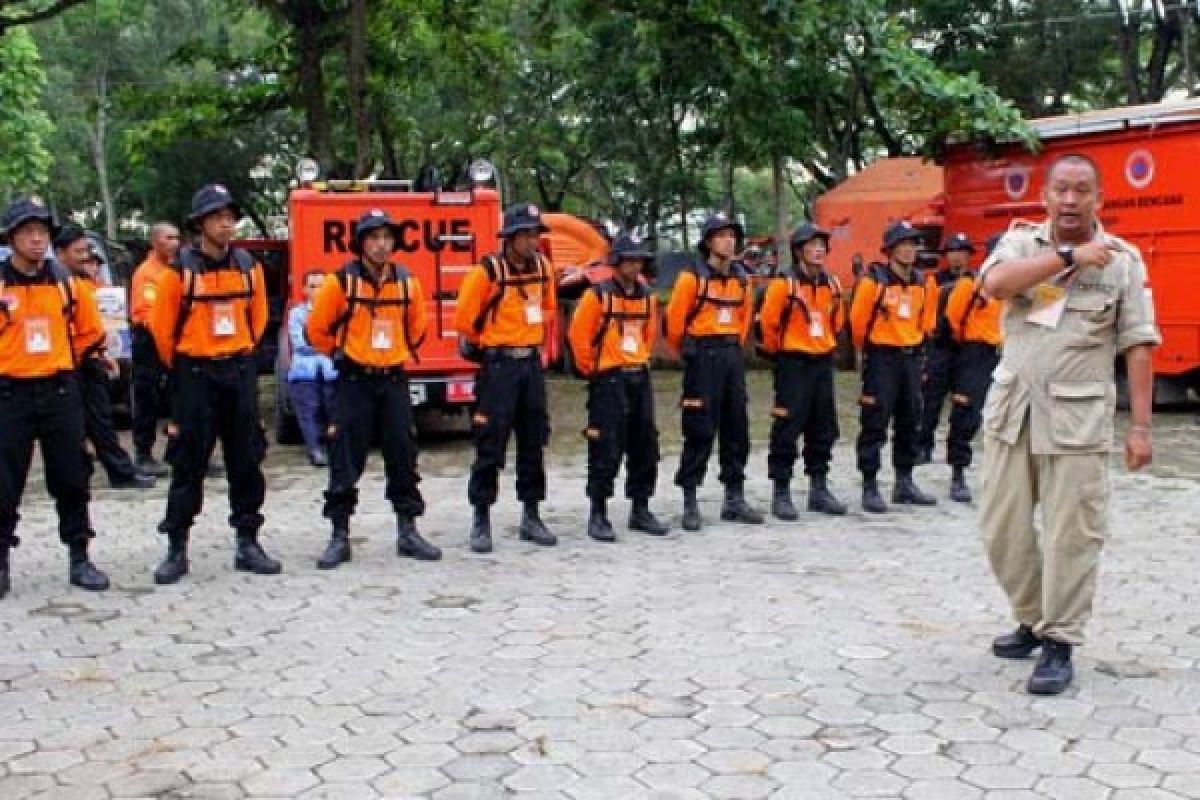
[808,312,825,339]
[1027,283,1068,329]
[525,301,543,325]
[371,317,395,350]
[896,296,913,320]
[717,307,733,326]
[24,317,51,354]
[212,303,236,337]
[621,322,640,354]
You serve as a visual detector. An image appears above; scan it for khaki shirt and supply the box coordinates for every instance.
[979,219,1161,456]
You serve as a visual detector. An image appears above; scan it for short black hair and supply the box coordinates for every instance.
[53,225,87,250]
[1044,153,1101,186]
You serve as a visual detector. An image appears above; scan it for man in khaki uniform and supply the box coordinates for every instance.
[979,154,1159,695]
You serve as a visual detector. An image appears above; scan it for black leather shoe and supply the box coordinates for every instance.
[808,476,847,516]
[629,501,669,535]
[681,489,702,531]
[992,624,1042,659]
[1027,639,1074,695]
[68,546,110,592]
[893,473,937,506]
[154,534,189,585]
[771,484,799,521]
[234,535,282,575]
[950,468,972,503]
[519,503,557,546]
[135,453,169,477]
[396,516,442,561]
[316,528,351,570]
[111,472,156,490]
[588,512,616,542]
[862,479,888,514]
[470,506,493,553]
[721,485,764,524]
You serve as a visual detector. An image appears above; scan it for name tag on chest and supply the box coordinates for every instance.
[24,318,52,354]
[212,303,237,337]
[371,318,395,350]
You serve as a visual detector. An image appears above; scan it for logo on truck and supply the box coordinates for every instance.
[1125,149,1155,190]
[1003,166,1031,200]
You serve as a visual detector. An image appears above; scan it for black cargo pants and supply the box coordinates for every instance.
[766,353,839,485]
[467,350,549,507]
[585,366,659,502]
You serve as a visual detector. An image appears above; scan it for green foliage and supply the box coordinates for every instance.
[0,27,54,193]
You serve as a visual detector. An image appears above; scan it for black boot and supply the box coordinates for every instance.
[721,483,764,524]
[68,541,110,592]
[893,470,937,506]
[316,520,351,570]
[628,499,669,535]
[519,502,557,546]
[135,451,169,478]
[950,466,972,503]
[681,488,702,531]
[862,474,888,514]
[396,516,442,561]
[1027,639,1074,695]
[807,475,847,516]
[992,624,1042,659]
[587,499,616,542]
[154,531,189,585]
[110,471,156,490]
[0,545,10,600]
[234,532,283,575]
[470,505,493,553]
[771,481,799,521]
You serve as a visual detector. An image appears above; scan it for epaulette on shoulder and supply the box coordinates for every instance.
[1007,218,1040,232]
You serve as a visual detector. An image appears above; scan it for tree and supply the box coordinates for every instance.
[0,0,87,34]
[0,26,54,194]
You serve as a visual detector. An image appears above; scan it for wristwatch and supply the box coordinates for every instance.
[1055,244,1075,268]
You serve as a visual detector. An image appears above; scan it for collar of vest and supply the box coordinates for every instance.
[2,257,60,285]
[178,244,246,272]
[346,259,407,285]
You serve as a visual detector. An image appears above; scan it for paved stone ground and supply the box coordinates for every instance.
[2,374,1199,799]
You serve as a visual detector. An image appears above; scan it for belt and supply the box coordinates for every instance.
[483,346,539,360]
[0,370,76,385]
[177,351,254,364]
[340,361,407,377]
[595,364,650,377]
[777,350,834,361]
[690,335,741,348]
[865,343,921,356]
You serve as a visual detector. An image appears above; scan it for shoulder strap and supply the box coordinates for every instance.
[332,268,359,357]
[862,265,891,346]
[473,254,505,334]
[955,276,983,340]
[683,261,711,331]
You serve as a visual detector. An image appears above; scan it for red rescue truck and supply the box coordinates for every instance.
[273,179,500,442]
[942,98,1200,402]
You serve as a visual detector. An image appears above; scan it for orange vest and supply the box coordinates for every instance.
[664,261,753,353]
[454,254,556,348]
[567,279,656,376]
[945,274,1004,346]
[307,262,427,368]
[849,265,934,349]
[758,271,843,356]
[147,246,267,366]
[0,259,105,378]
[130,254,169,327]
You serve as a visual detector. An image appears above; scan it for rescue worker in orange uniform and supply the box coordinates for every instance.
[567,233,669,542]
[54,227,155,490]
[939,238,1004,503]
[850,221,938,513]
[129,222,180,476]
[147,184,279,584]
[454,203,558,553]
[306,209,441,568]
[758,223,847,519]
[917,233,976,464]
[666,212,763,531]
[0,197,111,598]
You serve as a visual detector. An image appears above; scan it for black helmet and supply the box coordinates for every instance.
[789,222,831,249]
[351,208,402,255]
[499,202,550,237]
[881,220,924,251]
[187,184,242,231]
[1,196,58,242]
[607,232,654,267]
[941,232,976,254]
[698,211,744,255]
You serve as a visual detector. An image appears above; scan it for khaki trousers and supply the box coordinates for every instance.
[980,421,1110,645]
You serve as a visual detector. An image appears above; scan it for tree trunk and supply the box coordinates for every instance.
[1146,11,1181,102]
[294,2,335,172]
[376,104,400,179]
[1112,0,1144,104]
[771,151,787,271]
[347,0,372,178]
[723,154,736,217]
[89,66,117,240]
